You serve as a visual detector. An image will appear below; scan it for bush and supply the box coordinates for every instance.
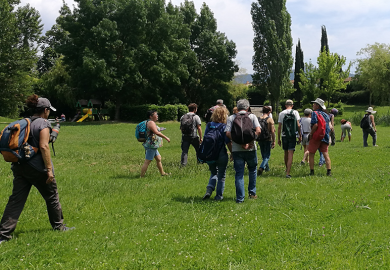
[376,111,390,126]
[177,104,189,121]
[350,112,364,126]
[155,104,177,122]
[115,104,187,122]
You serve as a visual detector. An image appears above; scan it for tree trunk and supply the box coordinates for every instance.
[115,100,121,121]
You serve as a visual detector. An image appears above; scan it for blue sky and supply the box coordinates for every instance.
[21,0,390,74]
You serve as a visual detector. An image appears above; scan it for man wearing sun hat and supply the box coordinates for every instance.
[308,98,331,176]
[362,107,378,147]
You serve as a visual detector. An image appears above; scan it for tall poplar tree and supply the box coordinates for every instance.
[293,39,304,107]
[320,25,329,53]
[251,0,293,114]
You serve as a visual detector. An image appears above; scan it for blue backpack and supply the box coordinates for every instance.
[0,118,38,162]
[198,123,225,164]
[135,120,149,142]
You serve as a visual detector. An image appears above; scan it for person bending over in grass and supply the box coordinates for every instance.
[340,119,352,142]
[140,110,170,177]
[202,106,233,201]
[0,95,74,245]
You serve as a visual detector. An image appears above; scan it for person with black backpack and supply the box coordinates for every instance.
[225,99,261,203]
[0,95,74,244]
[361,107,378,147]
[201,106,232,201]
[256,106,275,175]
[278,100,302,178]
[204,99,225,123]
[180,103,202,167]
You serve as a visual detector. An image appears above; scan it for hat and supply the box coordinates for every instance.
[340,119,347,124]
[37,98,56,111]
[285,99,294,105]
[331,108,338,116]
[311,98,326,110]
[365,107,376,114]
[216,99,224,105]
[304,108,312,115]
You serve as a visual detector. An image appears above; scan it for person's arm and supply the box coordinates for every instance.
[297,119,302,143]
[331,115,335,131]
[278,123,282,146]
[309,124,318,140]
[197,124,202,142]
[39,128,54,184]
[148,121,170,142]
[370,115,376,131]
[226,131,232,140]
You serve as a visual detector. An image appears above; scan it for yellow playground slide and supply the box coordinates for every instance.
[77,109,92,122]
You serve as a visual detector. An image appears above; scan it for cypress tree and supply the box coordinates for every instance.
[293,39,304,107]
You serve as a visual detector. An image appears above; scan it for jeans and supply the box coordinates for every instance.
[319,150,325,166]
[232,151,258,202]
[206,152,229,199]
[181,136,200,166]
[258,141,271,171]
[363,128,377,146]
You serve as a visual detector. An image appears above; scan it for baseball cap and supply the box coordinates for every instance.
[37,98,56,111]
[285,99,294,105]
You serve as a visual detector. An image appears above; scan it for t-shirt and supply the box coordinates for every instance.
[26,117,54,173]
[278,109,301,137]
[180,112,201,138]
[311,110,330,144]
[225,111,260,152]
[204,122,231,155]
[300,117,311,134]
[259,115,275,142]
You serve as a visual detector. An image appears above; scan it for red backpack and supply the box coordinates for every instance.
[312,111,326,141]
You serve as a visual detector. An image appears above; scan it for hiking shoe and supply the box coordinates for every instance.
[249,194,258,199]
[257,168,263,176]
[202,189,212,200]
[214,195,223,201]
[310,170,315,176]
[286,175,291,178]
[0,237,9,244]
[57,225,75,232]
[327,171,332,176]
[236,200,244,204]
[300,161,305,165]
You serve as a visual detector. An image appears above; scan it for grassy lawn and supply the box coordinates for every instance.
[1,108,390,269]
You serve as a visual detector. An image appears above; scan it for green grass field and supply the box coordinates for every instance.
[1,108,390,269]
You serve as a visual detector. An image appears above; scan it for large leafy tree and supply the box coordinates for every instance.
[293,39,304,107]
[251,0,293,114]
[298,61,319,104]
[0,0,43,117]
[356,43,390,105]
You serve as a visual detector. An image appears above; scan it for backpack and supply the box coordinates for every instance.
[0,118,39,162]
[204,107,214,123]
[256,116,271,141]
[180,114,195,135]
[135,120,149,142]
[231,113,256,144]
[360,114,370,129]
[198,123,225,164]
[312,111,326,141]
[282,110,297,140]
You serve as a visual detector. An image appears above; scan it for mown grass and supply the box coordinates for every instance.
[1,109,390,269]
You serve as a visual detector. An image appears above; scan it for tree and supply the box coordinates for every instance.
[298,61,319,104]
[251,0,293,114]
[0,0,43,117]
[293,39,304,107]
[356,43,390,105]
[320,25,329,53]
[317,50,351,106]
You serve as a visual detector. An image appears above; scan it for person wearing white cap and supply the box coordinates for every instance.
[308,98,332,176]
[0,94,74,244]
[362,107,377,147]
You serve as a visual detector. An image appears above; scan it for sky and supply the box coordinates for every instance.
[20,0,390,74]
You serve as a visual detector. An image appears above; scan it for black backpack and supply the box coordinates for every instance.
[282,110,297,140]
[180,114,195,135]
[360,114,370,129]
[204,108,214,123]
[256,116,271,141]
[198,123,225,164]
[231,113,256,144]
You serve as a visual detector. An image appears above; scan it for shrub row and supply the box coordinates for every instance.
[108,104,189,122]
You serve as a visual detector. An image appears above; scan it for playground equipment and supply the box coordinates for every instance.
[72,99,109,122]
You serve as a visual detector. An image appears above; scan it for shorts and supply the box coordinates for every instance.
[282,138,296,151]
[145,147,160,160]
[308,139,329,153]
[301,134,310,146]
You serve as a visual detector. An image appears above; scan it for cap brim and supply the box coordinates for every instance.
[50,105,57,112]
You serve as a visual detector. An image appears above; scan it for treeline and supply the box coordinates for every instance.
[1,0,238,119]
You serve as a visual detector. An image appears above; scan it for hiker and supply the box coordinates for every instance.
[277,99,301,178]
[180,103,202,166]
[60,113,66,122]
[140,110,170,177]
[361,107,378,147]
[300,108,312,165]
[225,99,261,203]
[202,106,233,201]
[0,95,74,244]
[329,108,338,145]
[257,106,275,175]
[205,99,225,123]
[340,119,352,142]
[308,98,331,176]
[232,107,238,114]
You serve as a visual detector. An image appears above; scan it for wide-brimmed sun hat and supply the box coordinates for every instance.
[365,107,376,114]
[311,98,326,110]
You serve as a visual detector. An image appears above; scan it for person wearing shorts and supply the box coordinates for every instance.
[308,98,331,176]
[300,108,312,165]
[340,119,352,142]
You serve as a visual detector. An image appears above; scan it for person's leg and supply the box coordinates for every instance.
[259,141,270,170]
[264,141,271,171]
[233,152,245,203]
[286,150,294,176]
[369,129,377,146]
[284,150,288,170]
[319,143,332,175]
[0,165,32,240]
[191,137,200,154]
[154,154,166,175]
[141,159,153,177]
[246,151,258,196]
[180,137,191,166]
[215,153,229,200]
[319,150,325,166]
[205,163,218,193]
[308,139,319,175]
[331,130,336,145]
[302,145,309,163]
[323,152,331,170]
[363,130,369,147]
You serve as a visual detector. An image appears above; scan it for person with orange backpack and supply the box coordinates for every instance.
[308,98,331,176]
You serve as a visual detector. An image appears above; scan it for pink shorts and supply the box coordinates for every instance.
[308,139,329,153]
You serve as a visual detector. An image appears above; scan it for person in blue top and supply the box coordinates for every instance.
[308,98,332,176]
[202,106,232,201]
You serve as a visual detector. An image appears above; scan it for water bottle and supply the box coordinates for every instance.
[50,121,60,143]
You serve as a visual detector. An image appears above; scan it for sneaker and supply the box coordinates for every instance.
[57,225,75,231]
[214,195,223,201]
[374,145,379,147]
[310,170,315,176]
[327,171,332,176]
[249,194,258,199]
[300,161,305,165]
[257,168,263,176]
[286,174,291,178]
[236,200,244,204]
[202,189,212,200]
